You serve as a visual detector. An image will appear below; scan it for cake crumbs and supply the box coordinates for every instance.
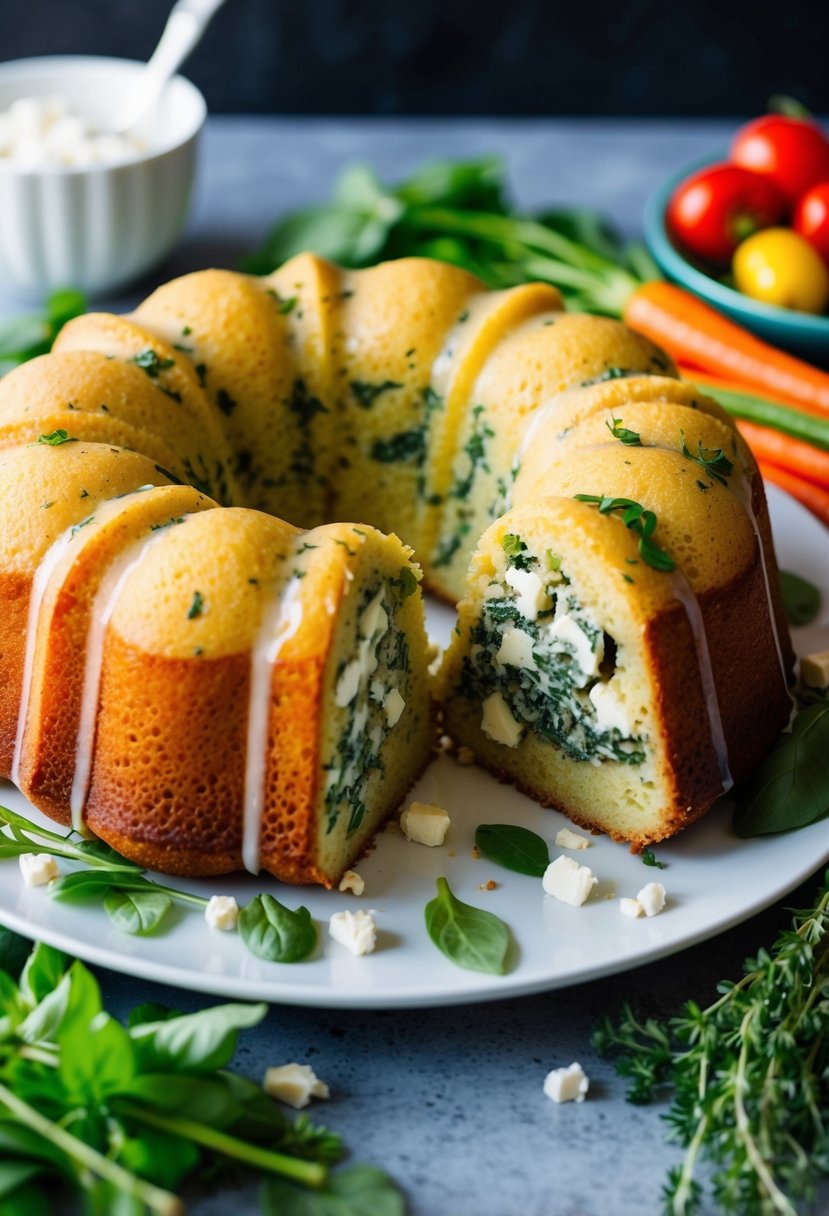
[478,879,498,891]
[471,844,481,860]
[456,745,475,766]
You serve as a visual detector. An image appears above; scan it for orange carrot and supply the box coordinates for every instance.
[737,420,829,491]
[675,363,828,420]
[624,281,829,415]
[758,461,829,527]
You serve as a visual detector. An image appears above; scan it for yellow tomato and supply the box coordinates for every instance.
[733,228,829,314]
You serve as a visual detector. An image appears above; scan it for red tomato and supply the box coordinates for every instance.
[731,115,829,208]
[666,163,785,265]
[794,182,829,265]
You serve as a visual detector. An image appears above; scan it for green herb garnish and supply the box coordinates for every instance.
[475,824,549,877]
[778,569,821,626]
[573,495,675,572]
[733,698,829,837]
[34,429,77,447]
[424,877,511,975]
[641,848,665,869]
[187,590,204,620]
[606,417,642,446]
[679,430,734,486]
[131,348,175,379]
[239,894,317,963]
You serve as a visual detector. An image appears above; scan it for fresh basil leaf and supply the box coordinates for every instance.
[475,824,550,877]
[84,1180,148,1216]
[73,838,141,869]
[425,877,511,975]
[0,926,31,982]
[19,942,68,1007]
[116,1073,246,1128]
[396,155,506,211]
[127,1001,181,1029]
[18,970,74,1044]
[59,1009,135,1103]
[114,1124,200,1192]
[129,1001,268,1074]
[262,1164,406,1216]
[49,870,159,902]
[734,703,829,836]
[239,893,317,963]
[103,888,172,936]
[779,569,821,626]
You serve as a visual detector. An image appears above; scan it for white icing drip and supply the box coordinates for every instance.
[11,527,77,790]
[70,530,166,832]
[732,473,791,699]
[242,576,304,875]
[671,570,733,793]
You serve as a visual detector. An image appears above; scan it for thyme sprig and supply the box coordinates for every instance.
[594,871,829,1215]
[573,494,675,572]
[607,417,642,446]
[679,431,735,487]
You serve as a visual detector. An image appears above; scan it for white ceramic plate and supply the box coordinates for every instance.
[0,485,827,1009]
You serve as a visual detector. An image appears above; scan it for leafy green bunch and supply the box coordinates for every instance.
[594,871,829,1215]
[0,934,404,1215]
[240,157,657,316]
[0,290,86,377]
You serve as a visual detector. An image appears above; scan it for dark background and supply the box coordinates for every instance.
[0,0,825,117]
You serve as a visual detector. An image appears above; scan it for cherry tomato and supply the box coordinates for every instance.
[666,163,784,266]
[733,228,829,314]
[731,115,829,209]
[794,182,829,265]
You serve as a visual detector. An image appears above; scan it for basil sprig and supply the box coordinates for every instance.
[425,877,511,975]
[573,494,675,571]
[734,699,829,837]
[475,824,550,877]
[778,569,821,626]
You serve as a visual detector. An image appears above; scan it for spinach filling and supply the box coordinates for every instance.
[459,540,647,765]
[433,404,495,567]
[323,582,411,836]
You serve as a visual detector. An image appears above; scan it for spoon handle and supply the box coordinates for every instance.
[111,0,227,134]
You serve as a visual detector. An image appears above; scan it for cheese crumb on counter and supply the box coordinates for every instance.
[637,882,667,917]
[204,895,239,931]
[620,897,645,918]
[543,1062,589,1104]
[555,827,590,851]
[263,1063,330,1109]
[802,649,829,689]
[338,869,365,896]
[542,855,597,907]
[329,909,377,955]
[19,853,59,887]
[400,801,451,847]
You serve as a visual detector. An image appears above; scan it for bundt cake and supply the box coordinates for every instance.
[0,253,793,882]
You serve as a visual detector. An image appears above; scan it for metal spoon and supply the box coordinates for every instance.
[109,0,228,135]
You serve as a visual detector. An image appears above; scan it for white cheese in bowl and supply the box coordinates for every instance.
[0,96,146,167]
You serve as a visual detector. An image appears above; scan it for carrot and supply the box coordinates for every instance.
[624,281,829,415]
[736,420,829,491]
[675,363,828,420]
[758,461,829,527]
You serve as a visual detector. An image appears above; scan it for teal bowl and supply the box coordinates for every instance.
[644,160,829,368]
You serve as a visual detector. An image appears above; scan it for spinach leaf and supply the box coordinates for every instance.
[779,569,821,625]
[475,824,550,877]
[262,1164,406,1216]
[129,1001,267,1074]
[59,1010,135,1103]
[239,894,317,963]
[424,878,510,975]
[49,870,160,902]
[733,703,829,836]
[103,888,172,935]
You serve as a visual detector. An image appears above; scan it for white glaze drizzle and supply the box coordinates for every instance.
[671,570,733,793]
[70,529,167,832]
[241,576,304,875]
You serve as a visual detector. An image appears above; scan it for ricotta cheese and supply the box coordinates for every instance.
[263,1063,330,1109]
[548,613,601,680]
[329,909,377,955]
[504,566,549,620]
[495,625,536,670]
[542,855,597,907]
[589,681,632,736]
[400,801,451,847]
[204,894,239,931]
[481,691,523,748]
[543,1062,589,1104]
[19,853,59,887]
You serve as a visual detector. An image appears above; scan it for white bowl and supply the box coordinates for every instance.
[0,56,206,299]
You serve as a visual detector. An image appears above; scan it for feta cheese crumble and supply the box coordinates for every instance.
[504,565,549,620]
[400,801,451,847]
[338,869,365,896]
[555,827,590,851]
[542,855,597,907]
[543,1062,589,1104]
[328,909,377,955]
[802,649,829,690]
[204,895,239,932]
[19,853,59,887]
[620,897,645,918]
[263,1063,330,1109]
[383,687,405,726]
[481,690,523,748]
[636,882,667,917]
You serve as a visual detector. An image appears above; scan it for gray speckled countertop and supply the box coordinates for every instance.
[5,118,827,1215]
